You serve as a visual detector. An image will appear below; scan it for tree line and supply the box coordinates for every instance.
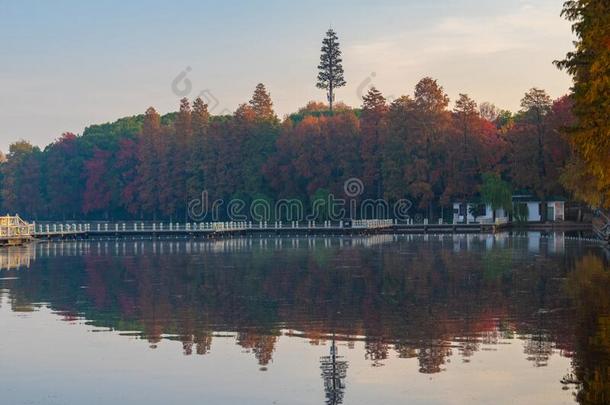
[0,80,575,221]
[3,0,607,222]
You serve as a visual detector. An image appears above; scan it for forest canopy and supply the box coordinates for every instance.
[0,81,576,221]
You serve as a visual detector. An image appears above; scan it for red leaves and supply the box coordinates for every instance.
[83,149,112,214]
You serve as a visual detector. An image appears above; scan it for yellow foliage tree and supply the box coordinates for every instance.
[556,0,610,208]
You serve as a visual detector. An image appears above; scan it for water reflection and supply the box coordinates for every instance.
[320,334,348,405]
[0,234,608,404]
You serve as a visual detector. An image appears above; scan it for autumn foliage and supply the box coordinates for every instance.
[0,81,573,220]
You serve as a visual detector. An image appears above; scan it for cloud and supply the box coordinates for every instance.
[344,1,573,110]
[350,2,571,60]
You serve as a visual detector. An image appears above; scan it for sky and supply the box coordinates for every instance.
[0,0,574,152]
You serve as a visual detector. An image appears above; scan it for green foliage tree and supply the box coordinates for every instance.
[317,29,346,113]
[1,141,45,218]
[44,133,85,219]
[311,188,332,221]
[480,172,512,221]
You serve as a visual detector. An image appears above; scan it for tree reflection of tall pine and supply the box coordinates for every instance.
[320,334,348,405]
[0,236,608,403]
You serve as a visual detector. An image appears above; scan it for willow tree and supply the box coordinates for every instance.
[555,0,610,208]
[317,29,346,113]
[480,172,512,222]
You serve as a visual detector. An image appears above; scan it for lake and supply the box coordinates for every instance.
[0,233,608,404]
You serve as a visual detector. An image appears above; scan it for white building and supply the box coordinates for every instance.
[452,202,509,224]
[452,195,566,224]
[513,195,566,222]
[546,199,566,221]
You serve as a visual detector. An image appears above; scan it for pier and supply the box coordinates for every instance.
[1,217,597,245]
[27,219,491,241]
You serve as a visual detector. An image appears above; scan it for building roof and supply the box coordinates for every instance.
[512,194,540,202]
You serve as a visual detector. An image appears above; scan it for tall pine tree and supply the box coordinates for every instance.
[317,29,346,113]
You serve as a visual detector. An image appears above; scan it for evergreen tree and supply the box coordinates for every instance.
[44,133,84,219]
[135,107,162,217]
[520,88,552,198]
[452,94,480,201]
[360,87,387,198]
[317,29,346,113]
[414,77,450,113]
[171,98,193,218]
[410,78,451,217]
[187,97,210,201]
[1,141,45,218]
[382,96,414,202]
[249,83,276,121]
[507,91,571,205]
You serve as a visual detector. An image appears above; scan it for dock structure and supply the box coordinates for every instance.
[0,217,597,244]
[26,219,492,241]
[0,215,35,246]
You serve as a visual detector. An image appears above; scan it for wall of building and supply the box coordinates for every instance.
[527,202,541,222]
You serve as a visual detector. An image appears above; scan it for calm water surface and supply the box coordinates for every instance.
[0,234,608,404]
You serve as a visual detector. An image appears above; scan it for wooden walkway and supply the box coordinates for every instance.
[28,219,490,240]
[13,215,594,245]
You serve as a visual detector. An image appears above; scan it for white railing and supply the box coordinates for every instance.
[31,219,402,236]
[352,219,393,229]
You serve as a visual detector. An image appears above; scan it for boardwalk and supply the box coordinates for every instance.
[0,217,602,249]
[29,219,492,240]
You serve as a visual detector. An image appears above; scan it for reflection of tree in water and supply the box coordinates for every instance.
[458,336,479,361]
[195,332,213,355]
[564,255,610,404]
[418,344,453,374]
[181,332,213,356]
[365,338,388,367]
[237,331,278,366]
[522,260,556,368]
[523,329,553,367]
[2,237,608,403]
[320,334,348,405]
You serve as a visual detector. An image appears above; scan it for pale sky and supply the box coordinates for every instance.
[0,0,574,152]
